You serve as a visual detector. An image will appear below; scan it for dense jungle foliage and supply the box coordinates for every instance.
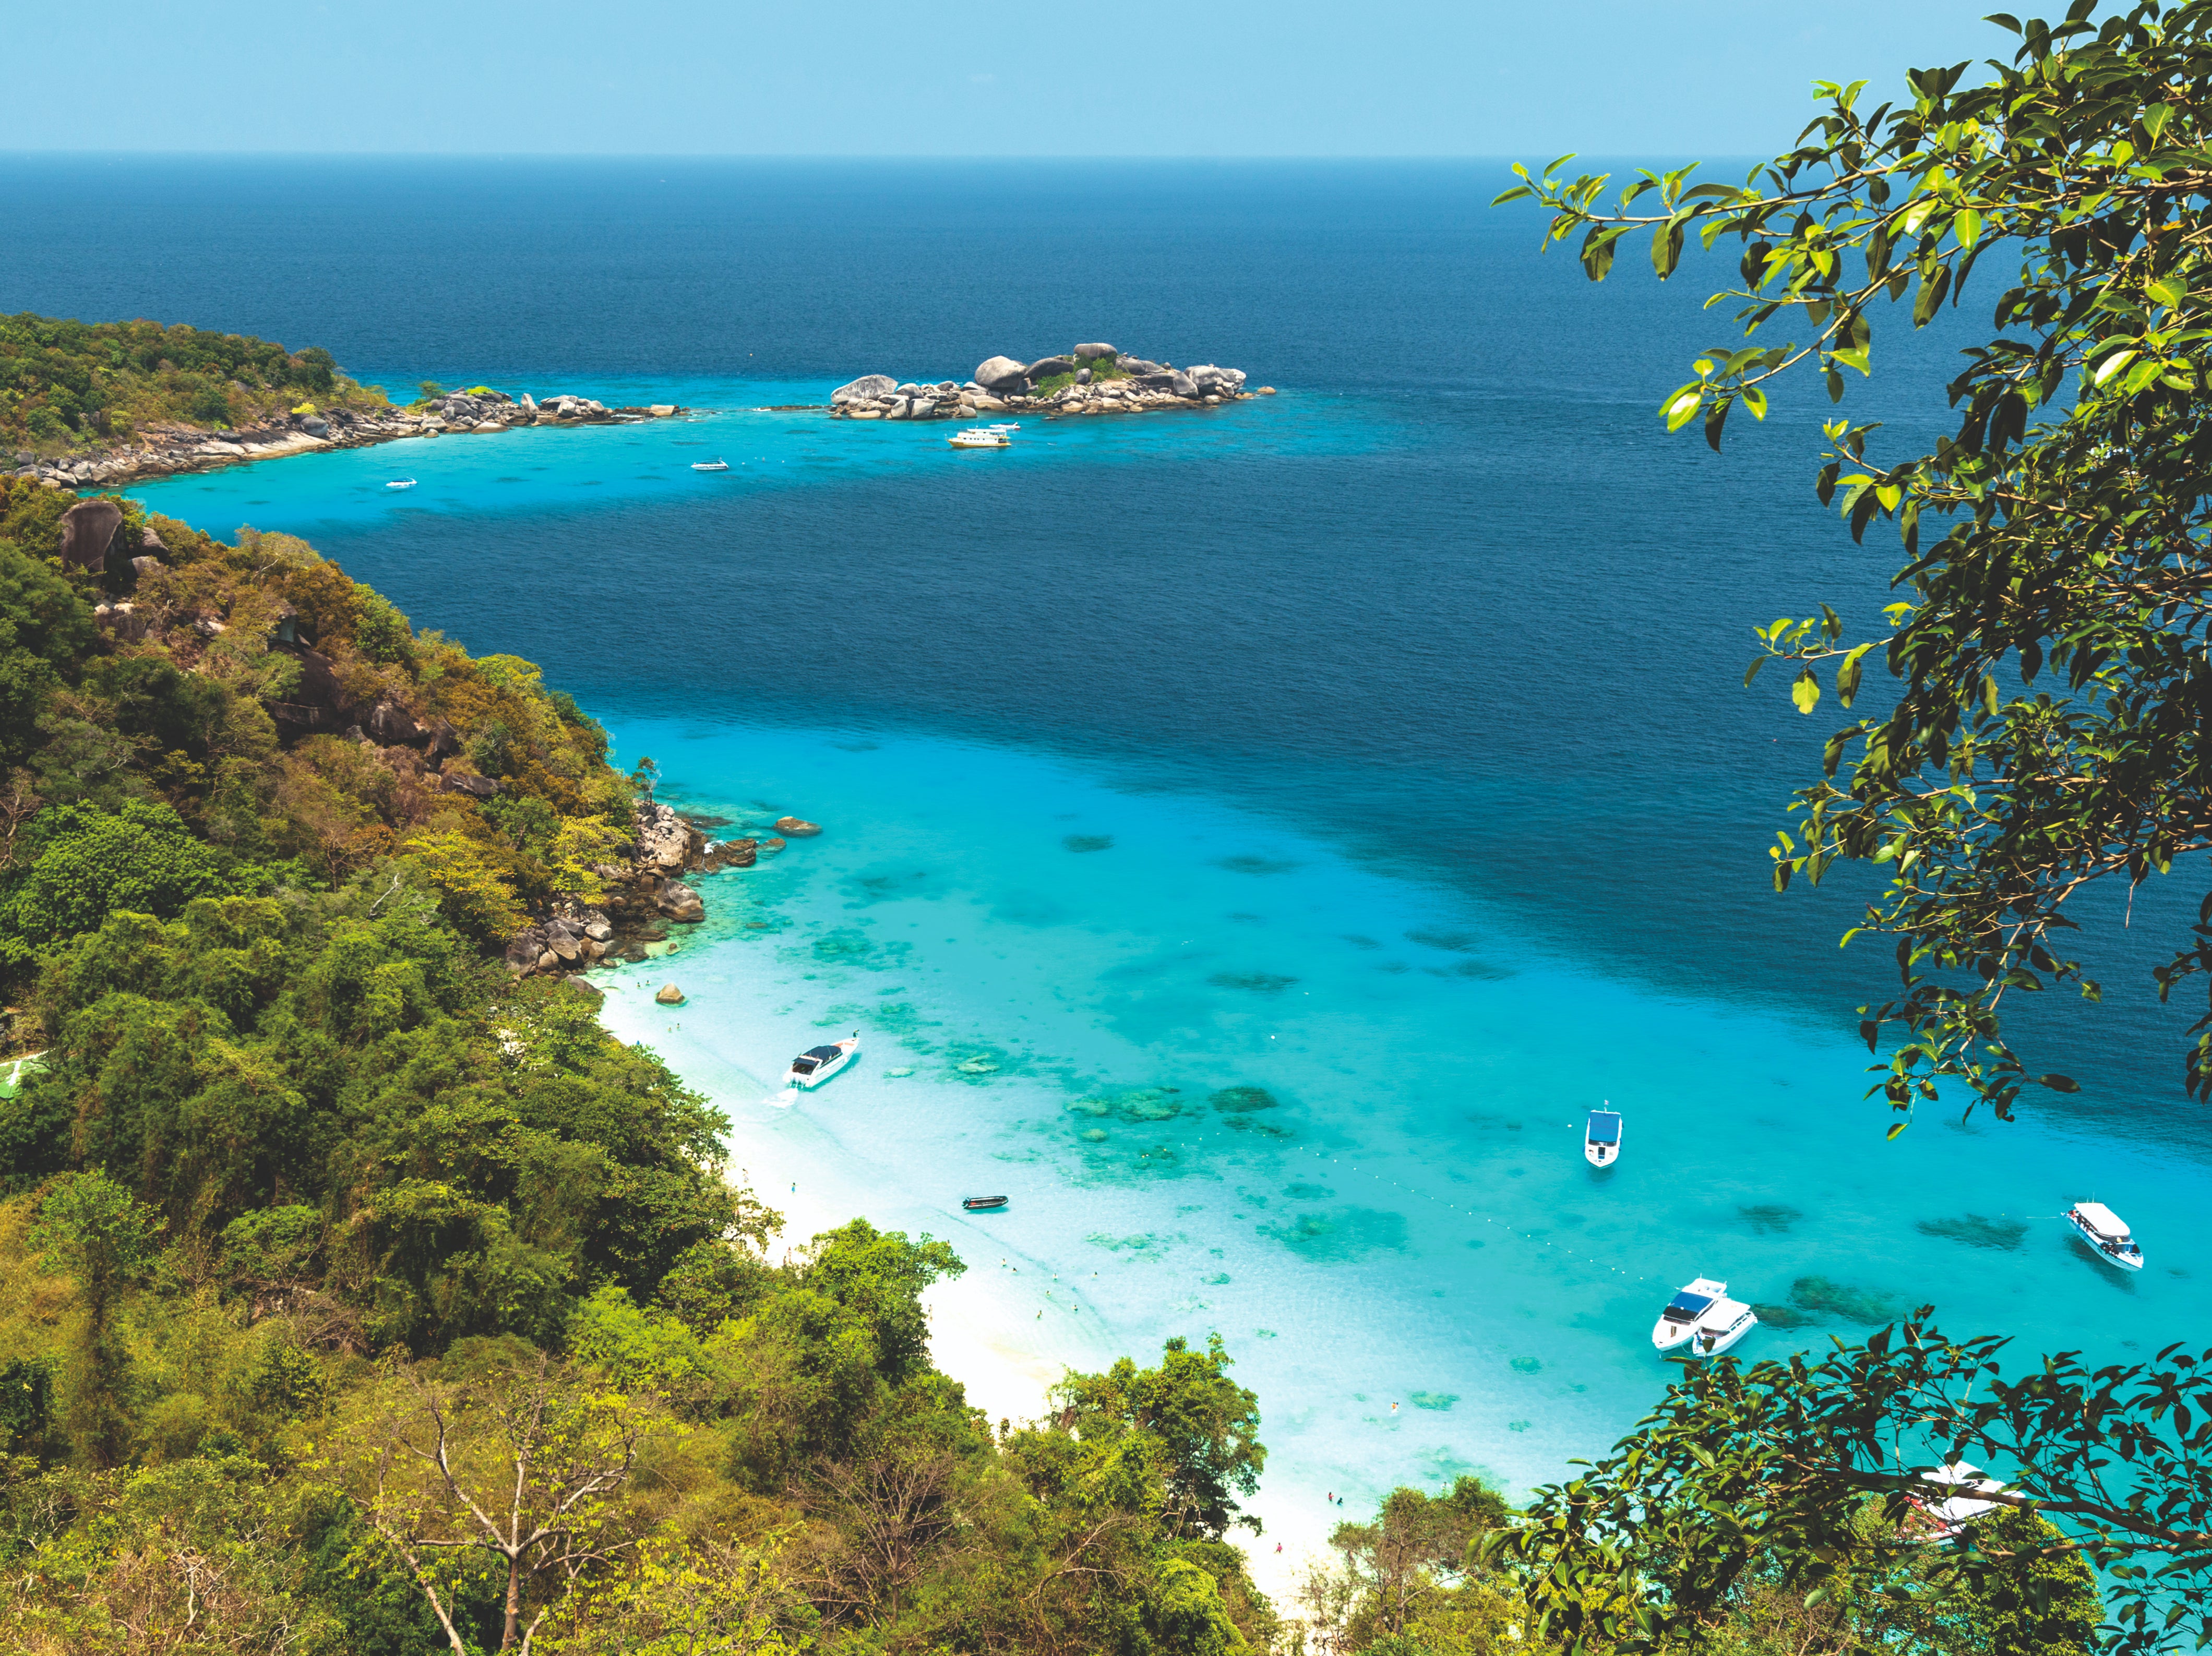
[0,479,1288,1652]
[1,313,388,458]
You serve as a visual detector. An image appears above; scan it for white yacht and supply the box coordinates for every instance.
[691,458,731,472]
[949,427,1011,449]
[386,478,417,489]
[786,1031,859,1090]
[1914,1462,2007,1539]
[1687,1297,1759,1358]
[1652,1277,1729,1351]
[2066,1201,2144,1271]
[1584,1107,1622,1167]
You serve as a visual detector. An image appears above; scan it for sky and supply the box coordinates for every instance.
[8,1,2011,156]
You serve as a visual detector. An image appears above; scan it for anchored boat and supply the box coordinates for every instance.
[2066,1201,2144,1271]
[691,458,731,472]
[1652,1277,1729,1352]
[386,478,417,489]
[1913,1462,2007,1539]
[786,1031,859,1090]
[1584,1107,1622,1167]
[1687,1297,1759,1358]
[949,427,1010,449]
[962,1195,1009,1211]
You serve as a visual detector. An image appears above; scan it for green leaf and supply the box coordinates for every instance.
[1954,208,1983,248]
[1741,387,1768,420]
[2147,275,2186,307]
[1791,670,1821,715]
[2094,349,2138,386]
[2036,1073,2082,1093]
[2145,103,2175,141]
[1885,1122,1909,1140]
[1664,388,1703,431]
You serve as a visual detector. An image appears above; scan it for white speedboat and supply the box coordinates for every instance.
[949,428,1010,449]
[2067,1201,2144,1271]
[691,458,731,472]
[386,478,417,489]
[1913,1462,2006,1539]
[1652,1277,1728,1351]
[1687,1297,1759,1358]
[1584,1107,1622,1167]
[786,1031,859,1089]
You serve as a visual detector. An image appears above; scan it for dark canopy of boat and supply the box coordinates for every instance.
[1586,1111,1621,1143]
[801,1046,843,1061]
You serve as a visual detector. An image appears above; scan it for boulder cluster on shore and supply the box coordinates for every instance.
[9,386,684,490]
[831,342,1271,421]
[503,801,823,981]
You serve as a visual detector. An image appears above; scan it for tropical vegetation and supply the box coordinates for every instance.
[0,476,1281,1652]
[0,313,388,459]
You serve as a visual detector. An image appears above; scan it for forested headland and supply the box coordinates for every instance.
[0,476,1296,1652]
[0,314,387,459]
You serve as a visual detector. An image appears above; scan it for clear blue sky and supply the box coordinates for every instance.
[8,2,2008,155]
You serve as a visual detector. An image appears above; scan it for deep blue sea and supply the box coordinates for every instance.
[9,155,2207,1583]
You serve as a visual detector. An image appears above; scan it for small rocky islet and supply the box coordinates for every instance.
[829,341,1271,422]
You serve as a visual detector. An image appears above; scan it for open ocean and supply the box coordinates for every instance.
[13,154,2210,1577]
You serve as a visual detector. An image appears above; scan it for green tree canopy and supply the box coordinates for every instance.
[1506,0,2212,1125]
[1054,1333,1266,1539]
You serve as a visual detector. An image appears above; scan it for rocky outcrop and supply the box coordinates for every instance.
[829,345,1264,424]
[774,816,821,837]
[500,798,826,980]
[58,499,124,571]
[974,355,1031,393]
[7,387,689,490]
[656,984,686,1005]
[832,375,899,406]
[655,881,706,923]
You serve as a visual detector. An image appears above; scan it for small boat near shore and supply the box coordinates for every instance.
[786,1032,858,1090]
[386,478,417,489]
[950,427,1010,449]
[1912,1462,2008,1539]
[1652,1277,1728,1352]
[1687,1297,1758,1358]
[1584,1107,1622,1167]
[691,458,731,472]
[962,1195,1009,1211]
[2066,1201,2144,1271]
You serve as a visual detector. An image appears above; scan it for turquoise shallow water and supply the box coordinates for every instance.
[74,156,2212,1585]
[581,716,2212,1572]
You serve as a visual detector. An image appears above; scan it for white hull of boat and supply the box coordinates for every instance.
[2067,1205,2144,1271]
[1584,1108,1621,1168]
[1685,1299,1759,1358]
[1652,1276,1728,1351]
[786,1036,859,1090]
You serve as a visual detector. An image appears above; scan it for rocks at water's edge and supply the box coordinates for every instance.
[827,343,1264,423]
[656,984,686,1005]
[9,385,690,490]
[499,799,829,982]
[774,816,821,837]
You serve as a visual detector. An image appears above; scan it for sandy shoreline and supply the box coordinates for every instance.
[590,967,1330,1614]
